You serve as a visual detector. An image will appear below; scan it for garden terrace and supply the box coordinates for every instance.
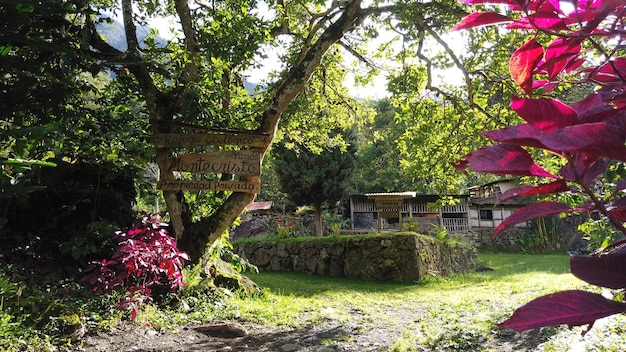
[234,232,476,282]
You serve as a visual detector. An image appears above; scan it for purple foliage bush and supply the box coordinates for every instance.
[81,215,189,319]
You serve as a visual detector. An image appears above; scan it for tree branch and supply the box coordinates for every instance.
[121,0,140,54]
[260,0,366,145]
[338,40,378,70]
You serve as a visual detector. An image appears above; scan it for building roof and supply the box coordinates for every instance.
[365,192,416,199]
[246,201,273,211]
[467,178,517,190]
[353,193,468,199]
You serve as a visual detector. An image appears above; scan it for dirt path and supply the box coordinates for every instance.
[73,309,543,352]
[74,319,396,352]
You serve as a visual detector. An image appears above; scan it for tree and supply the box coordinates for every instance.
[1,0,91,205]
[3,0,478,265]
[353,98,416,193]
[84,0,362,261]
[1,1,151,253]
[273,128,357,236]
[75,0,471,263]
[454,0,626,334]
[384,15,532,193]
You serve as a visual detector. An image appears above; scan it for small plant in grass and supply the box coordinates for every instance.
[403,218,419,232]
[323,211,347,236]
[208,232,258,274]
[453,0,626,334]
[81,215,189,319]
[430,224,449,242]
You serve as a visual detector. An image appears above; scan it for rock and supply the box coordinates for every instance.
[206,258,262,295]
[253,247,271,266]
[194,322,248,338]
[316,348,336,352]
[280,343,303,352]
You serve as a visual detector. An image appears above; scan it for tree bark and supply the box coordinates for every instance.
[315,204,323,237]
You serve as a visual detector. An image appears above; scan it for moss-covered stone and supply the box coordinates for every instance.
[234,233,476,282]
[205,258,262,294]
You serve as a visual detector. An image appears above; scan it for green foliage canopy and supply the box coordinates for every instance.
[272,128,357,236]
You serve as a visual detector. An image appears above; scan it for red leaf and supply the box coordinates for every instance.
[482,124,547,150]
[532,79,549,89]
[506,18,535,30]
[527,12,570,30]
[580,157,609,187]
[570,92,616,122]
[598,86,626,108]
[607,198,626,222]
[499,290,626,332]
[452,12,512,31]
[542,37,582,79]
[571,252,626,289]
[482,124,546,149]
[498,180,570,203]
[538,119,626,161]
[532,80,559,92]
[510,38,544,96]
[537,0,569,15]
[458,144,557,179]
[564,58,585,74]
[493,201,573,237]
[452,158,470,173]
[558,154,606,186]
[590,58,626,84]
[578,0,623,34]
[510,97,577,132]
[616,179,626,193]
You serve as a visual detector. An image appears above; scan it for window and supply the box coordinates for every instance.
[479,209,493,220]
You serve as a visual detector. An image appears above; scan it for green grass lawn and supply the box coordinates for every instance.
[226,253,578,323]
[206,253,626,351]
[6,251,626,351]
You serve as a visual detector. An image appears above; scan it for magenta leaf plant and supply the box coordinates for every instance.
[453,0,626,334]
[81,215,190,319]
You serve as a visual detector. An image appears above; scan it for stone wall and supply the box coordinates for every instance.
[461,227,528,248]
[460,215,589,253]
[234,233,476,282]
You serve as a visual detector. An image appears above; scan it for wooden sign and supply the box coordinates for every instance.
[165,150,261,176]
[154,132,268,148]
[157,179,260,194]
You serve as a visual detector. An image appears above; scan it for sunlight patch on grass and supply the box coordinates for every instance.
[224,253,612,351]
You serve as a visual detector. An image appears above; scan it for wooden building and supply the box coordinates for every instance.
[467,179,526,229]
[348,180,525,234]
[349,193,470,233]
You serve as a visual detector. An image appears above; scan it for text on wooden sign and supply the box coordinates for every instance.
[157,179,260,193]
[165,150,260,176]
[154,133,267,148]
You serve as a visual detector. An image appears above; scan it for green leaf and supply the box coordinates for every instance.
[0,46,13,56]
[1,159,56,168]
